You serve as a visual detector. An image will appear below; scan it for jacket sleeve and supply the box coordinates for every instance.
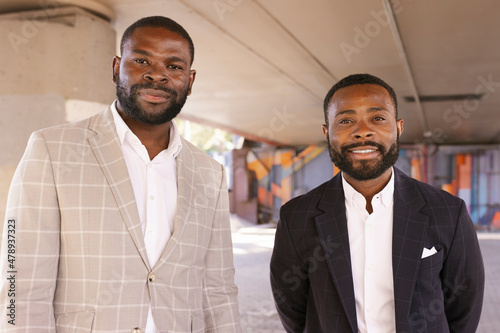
[270,206,309,332]
[202,166,241,332]
[442,200,485,332]
[1,132,60,332]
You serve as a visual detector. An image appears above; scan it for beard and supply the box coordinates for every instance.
[115,75,189,125]
[327,135,400,181]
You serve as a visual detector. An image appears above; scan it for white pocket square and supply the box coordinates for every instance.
[421,246,438,259]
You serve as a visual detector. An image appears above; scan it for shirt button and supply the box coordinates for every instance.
[131,328,142,333]
[367,266,372,271]
[149,195,155,200]
[148,273,157,282]
[367,307,374,313]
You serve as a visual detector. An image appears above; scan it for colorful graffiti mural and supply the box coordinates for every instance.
[401,146,500,228]
[239,143,500,228]
[246,145,326,221]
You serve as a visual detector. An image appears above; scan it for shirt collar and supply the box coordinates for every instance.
[110,100,183,159]
[342,167,395,208]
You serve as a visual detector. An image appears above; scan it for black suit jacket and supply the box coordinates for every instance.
[270,168,484,332]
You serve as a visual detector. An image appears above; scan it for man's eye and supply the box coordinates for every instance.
[134,59,148,64]
[373,116,385,121]
[339,119,352,124]
[167,64,182,70]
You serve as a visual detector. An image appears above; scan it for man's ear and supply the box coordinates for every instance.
[396,119,404,136]
[187,69,196,96]
[322,124,329,140]
[112,56,121,84]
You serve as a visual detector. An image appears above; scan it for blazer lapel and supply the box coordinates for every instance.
[392,168,429,331]
[315,173,358,333]
[87,108,151,270]
[156,139,201,264]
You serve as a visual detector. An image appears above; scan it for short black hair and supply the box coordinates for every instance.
[120,16,195,65]
[323,73,398,125]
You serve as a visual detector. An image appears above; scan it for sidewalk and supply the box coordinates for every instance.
[231,215,500,332]
[231,216,283,332]
[476,232,500,333]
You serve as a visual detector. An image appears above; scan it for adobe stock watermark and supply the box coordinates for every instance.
[257,106,297,142]
[443,74,500,130]
[273,235,340,305]
[8,0,62,54]
[99,269,126,306]
[213,0,245,22]
[58,143,92,177]
[412,128,448,146]
[410,74,499,146]
[191,180,221,214]
[402,280,467,333]
[339,0,411,63]
[56,125,117,178]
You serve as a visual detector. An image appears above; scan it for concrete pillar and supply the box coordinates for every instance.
[231,148,258,224]
[0,5,116,221]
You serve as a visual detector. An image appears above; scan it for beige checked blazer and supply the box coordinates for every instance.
[0,107,241,332]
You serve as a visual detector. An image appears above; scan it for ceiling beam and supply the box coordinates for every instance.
[382,0,430,137]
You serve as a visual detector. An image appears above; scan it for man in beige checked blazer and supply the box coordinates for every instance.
[0,16,241,332]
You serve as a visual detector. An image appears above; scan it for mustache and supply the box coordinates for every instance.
[130,82,178,97]
[340,141,386,154]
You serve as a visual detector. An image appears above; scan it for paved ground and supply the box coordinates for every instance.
[231,215,500,333]
[476,233,500,333]
[232,220,282,332]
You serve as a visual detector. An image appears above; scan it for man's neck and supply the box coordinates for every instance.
[343,168,393,214]
[117,109,171,160]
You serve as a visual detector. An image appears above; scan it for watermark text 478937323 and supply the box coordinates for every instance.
[5,218,17,326]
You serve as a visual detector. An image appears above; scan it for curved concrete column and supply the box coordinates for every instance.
[0,5,116,220]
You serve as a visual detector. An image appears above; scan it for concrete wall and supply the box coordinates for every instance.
[0,6,116,222]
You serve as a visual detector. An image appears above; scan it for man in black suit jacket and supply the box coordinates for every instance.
[270,74,484,332]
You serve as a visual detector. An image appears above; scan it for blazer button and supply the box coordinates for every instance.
[148,273,157,282]
[131,328,142,333]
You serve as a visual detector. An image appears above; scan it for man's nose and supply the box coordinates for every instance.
[144,63,168,82]
[352,120,374,139]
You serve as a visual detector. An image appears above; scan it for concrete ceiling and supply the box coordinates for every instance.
[2,0,500,146]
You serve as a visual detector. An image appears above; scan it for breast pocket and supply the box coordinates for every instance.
[417,249,444,293]
[419,249,444,271]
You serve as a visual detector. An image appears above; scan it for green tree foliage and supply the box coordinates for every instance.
[176,119,235,154]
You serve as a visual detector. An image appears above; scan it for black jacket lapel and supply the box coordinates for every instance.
[392,168,429,332]
[315,173,358,333]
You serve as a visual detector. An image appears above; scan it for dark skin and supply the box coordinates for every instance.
[322,84,404,213]
[112,26,196,159]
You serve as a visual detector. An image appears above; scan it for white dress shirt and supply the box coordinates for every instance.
[343,168,396,333]
[111,101,182,333]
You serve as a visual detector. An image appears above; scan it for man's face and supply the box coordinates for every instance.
[112,26,196,125]
[322,84,404,181]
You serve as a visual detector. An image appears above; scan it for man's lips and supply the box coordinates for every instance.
[346,146,380,159]
[138,89,171,103]
[348,146,378,154]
